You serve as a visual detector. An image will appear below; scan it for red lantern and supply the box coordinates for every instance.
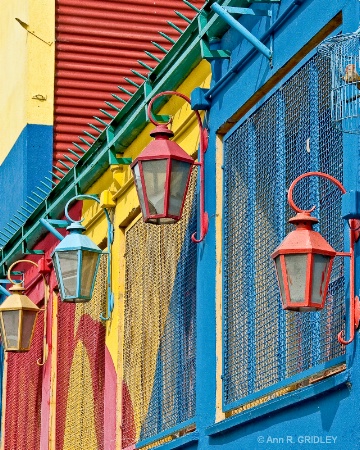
[271,212,336,311]
[131,124,194,225]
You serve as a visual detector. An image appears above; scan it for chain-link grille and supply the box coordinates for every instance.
[56,255,107,450]
[122,171,197,448]
[4,310,44,450]
[223,53,345,410]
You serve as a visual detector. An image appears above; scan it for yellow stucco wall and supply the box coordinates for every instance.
[0,0,54,163]
[83,60,211,376]
[82,60,211,446]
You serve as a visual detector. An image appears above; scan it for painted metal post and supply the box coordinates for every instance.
[211,2,272,60]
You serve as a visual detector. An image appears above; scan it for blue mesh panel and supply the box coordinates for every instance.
[223,54,345,409]
[123,173,197,446]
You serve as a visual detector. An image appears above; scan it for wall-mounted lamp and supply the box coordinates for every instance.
[131,90,209,243]
[50,194,114,320]
[0,258,49,360]
[271,171,360,345]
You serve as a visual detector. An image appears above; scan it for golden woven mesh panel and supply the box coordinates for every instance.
[61,254,107,450]
[75,254,108,328]
[123,170,197,445]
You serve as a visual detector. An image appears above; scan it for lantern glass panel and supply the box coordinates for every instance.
[21,310,37,349]
[284,254,307,303]
[2,310,19,348]
[80,251,100,297]
[311,254,331,304]
[132,163,147,216]
[142,159,167,215]
[168,160,192,216]
[274,256,287,306]
[57,250,79,297]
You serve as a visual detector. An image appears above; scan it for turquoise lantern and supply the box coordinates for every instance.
[52,222,102,303]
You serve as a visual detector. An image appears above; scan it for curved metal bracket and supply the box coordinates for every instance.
[287,172,359,346]
[65,194,115,321]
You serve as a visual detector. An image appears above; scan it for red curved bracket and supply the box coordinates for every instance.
[147,90,209,244]
[287,172,359,346]
[287,171,346,214]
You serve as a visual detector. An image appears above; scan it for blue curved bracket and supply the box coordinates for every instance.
[65,194,115,322]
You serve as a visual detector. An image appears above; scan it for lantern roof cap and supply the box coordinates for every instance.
[51,223,102,254]
[8,284,25,293]
[131,138,195,165]
[288,212,319,225]
[66,222,86,233]
[0,288,40,311]
[150,124,174,138]
[271,225,337,258]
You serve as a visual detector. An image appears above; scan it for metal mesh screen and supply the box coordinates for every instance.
[4,310,44,450]
[223,53,345,410]
[122,171,197,447]
[56,255,107,450]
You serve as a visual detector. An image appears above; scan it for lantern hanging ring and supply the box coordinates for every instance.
[7,258,50,364]
[147,91,209,243]
[64,194,114,321]
[287,171,360,345]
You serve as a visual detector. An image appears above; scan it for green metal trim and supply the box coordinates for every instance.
[0,0,243,274]
[199,11,231,59]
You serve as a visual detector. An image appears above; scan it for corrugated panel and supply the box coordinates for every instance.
[54,0,204,178]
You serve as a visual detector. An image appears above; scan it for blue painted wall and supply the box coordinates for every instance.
[0,124,53,231]
[187,1,360,449]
